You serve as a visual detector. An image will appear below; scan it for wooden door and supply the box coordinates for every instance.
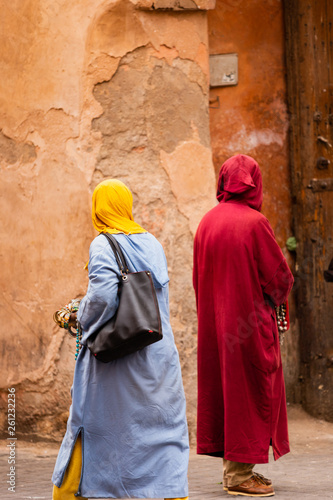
[284,0,333,420]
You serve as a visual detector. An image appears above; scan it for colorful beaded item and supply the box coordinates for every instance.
[276,302,289,345]
[53,299,82,359]
[75,323,82,361]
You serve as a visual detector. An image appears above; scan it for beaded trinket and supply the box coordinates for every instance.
[275,302,289,345]
[53,299,82,360]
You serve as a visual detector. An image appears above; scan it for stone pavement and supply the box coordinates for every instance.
[0,406,332,500]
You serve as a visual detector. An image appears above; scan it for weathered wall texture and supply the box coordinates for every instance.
[0,0,216,443]
[208,0,299,401]
[132,0,216,8]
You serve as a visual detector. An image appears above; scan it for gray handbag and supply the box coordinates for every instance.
[86,233,163,362]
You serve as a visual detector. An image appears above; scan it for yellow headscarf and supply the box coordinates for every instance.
[91,179,146,235]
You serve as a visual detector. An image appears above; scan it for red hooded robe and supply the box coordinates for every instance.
[193,154,294,464]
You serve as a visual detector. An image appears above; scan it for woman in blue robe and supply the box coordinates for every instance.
[52,179,189,500]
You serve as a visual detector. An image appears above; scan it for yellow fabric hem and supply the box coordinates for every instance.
[165,497,189,499]
[52,434,87,500]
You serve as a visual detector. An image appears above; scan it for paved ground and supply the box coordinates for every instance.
[0,406,332,500]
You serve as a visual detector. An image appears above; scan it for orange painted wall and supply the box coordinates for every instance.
[208,1,300,401]
[208,0,291,246]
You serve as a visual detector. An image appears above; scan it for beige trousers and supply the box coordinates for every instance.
[223,459,254,488]
[52,435,188,500]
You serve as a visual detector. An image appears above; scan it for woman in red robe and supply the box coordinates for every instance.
[193,154,294,497]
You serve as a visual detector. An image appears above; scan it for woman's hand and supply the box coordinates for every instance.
[68,312,78,328]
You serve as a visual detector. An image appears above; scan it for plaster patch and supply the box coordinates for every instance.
[89,2,150,58]
[160,141,216,234]
[172,57,208,94]
[87,55,121,86]
[137,9,206,61]
[92,47,210,154]
[152,44,180,64]
[0,130,37,166]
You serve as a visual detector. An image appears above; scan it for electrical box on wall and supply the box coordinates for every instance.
[209,53,238,87]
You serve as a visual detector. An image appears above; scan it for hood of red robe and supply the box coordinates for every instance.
[216,154,263,212]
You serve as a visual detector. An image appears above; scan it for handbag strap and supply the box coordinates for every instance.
[101,233,129,275]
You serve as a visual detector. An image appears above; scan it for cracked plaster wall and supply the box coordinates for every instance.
[0,0,215,443]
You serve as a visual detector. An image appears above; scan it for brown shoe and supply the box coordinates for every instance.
[253,472,272,486]
[227,475,275,497]
[223,472,272,492]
